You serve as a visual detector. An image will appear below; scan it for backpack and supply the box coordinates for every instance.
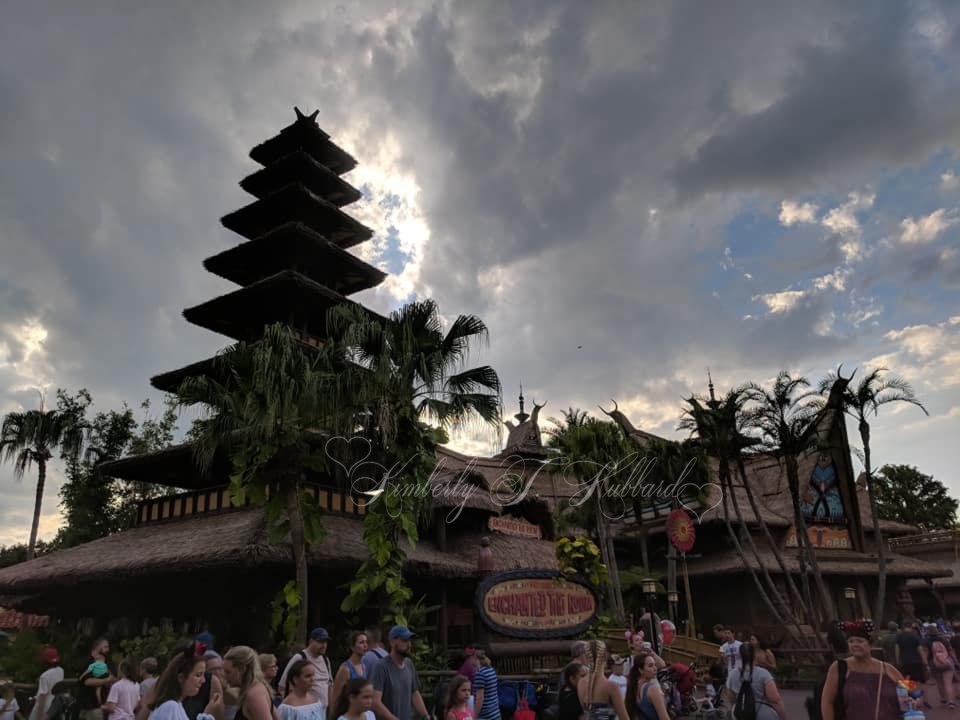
[46,694,79,720]
[733,669,756,720]
[806,659,847,720]
[931,641,952,671]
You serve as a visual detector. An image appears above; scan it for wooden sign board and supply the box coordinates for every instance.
[488,515,542,539]
[476,570,597,638]
[785,525,852,549]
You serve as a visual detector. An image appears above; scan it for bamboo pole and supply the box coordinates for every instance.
[683,553,696,638]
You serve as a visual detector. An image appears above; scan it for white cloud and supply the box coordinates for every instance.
[811,267,851,292]
[820,191,875,263]
[940,171,959,191]
[778,200,819,226]
[899,208,959,245]
[752,289,806,314]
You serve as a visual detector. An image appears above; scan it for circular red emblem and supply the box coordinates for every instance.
[667,509,696,553]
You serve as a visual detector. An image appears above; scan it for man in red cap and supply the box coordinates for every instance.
[29,647,64,720]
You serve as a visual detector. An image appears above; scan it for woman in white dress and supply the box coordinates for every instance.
[148,646,224,720]
[278,660,324,720]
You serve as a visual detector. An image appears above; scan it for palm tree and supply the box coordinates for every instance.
[331,299,501,443]
[818,367,928,621]
[177,323,335,642]
[680,388,806,637]
[1,395,84,560]
[328,299,501,622]
[544,412,630,623]
[744,372,834,622]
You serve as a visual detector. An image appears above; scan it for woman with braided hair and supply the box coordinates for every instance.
[576,641,628,720]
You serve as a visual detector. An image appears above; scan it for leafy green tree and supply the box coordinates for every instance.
[330,299,501,625]
[1,394,85,559]
[0,541,53,569]
[874,464,958,530]
[177,323,329,644]
[817,367,928,621]
[547,413,631,622]
[56,392,177,548]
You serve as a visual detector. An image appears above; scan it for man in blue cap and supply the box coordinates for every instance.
[278,627,333,706]
[371,626,431,720]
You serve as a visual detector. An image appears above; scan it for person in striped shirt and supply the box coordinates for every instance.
[469,652,500,720]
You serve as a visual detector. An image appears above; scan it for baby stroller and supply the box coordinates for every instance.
[658,663,698,718]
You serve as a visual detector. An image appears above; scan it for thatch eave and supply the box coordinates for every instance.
[240,150,361,206]
[203,222,385,295]
[220,182,373,247]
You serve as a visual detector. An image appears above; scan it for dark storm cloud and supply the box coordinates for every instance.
[672,5,960,199]
[2,0,959,538]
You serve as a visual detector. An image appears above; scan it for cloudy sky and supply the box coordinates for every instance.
[2,1,959,546]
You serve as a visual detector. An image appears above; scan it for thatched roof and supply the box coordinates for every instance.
[182,269,380,342]
[0,509,480,595]
[906,560,960,589]
[204,222,385,295]
[0,505,565,597]
[241,151,361,206]
[98,442,226,489]
[430,468,502,515]
[221,183,373,248]
[249,112,357,174]
[682,546,953,579]
[151,356,219,394]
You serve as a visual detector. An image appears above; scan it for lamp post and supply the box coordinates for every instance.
[642,578,660,656]
[843,587,857,620]
[667,590,680,625]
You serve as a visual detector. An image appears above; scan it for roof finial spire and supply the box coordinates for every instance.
[707,368,716,402]
[293,106,320,123]
[515,383,530,424]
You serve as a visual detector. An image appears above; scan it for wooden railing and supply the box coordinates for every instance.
[135,483,365,526]
[290,327,325,349]
[890,529,959,548]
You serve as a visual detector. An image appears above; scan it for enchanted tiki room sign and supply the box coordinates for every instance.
[487,515,542,539]
[476,569,597,638]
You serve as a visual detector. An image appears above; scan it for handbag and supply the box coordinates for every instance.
[514,694,535,720]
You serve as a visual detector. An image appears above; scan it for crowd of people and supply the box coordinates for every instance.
[9,626,429,720]
[9,615,960,720]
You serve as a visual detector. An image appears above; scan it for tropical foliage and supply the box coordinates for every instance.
[817,367,928,621]
[330,299,500,625]
[1,394,85,559]
[176,323,329,644]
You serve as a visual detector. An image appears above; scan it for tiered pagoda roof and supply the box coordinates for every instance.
[110,108,385,480]
[145,108,385,400]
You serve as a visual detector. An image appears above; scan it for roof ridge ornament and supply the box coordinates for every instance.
[293,107,320,123]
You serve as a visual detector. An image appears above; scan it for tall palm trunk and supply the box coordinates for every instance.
[786,455,834,621]
[736,459,812,625]
[719,459,790,628]
[26,457,47,561]
[595,496,625,623]
[728,460,809,646]
[859,420,886,621]
[283,478,309,643]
